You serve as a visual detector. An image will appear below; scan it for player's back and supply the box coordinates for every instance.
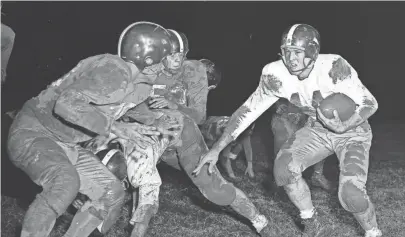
[20,54,130,143]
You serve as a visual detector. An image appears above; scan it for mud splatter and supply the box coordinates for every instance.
[311,90,324,108]
[224,105,252,136]
[262,74,282,94]
[329,57,352,84]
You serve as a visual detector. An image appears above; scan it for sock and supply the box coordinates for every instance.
[300,208,315,219]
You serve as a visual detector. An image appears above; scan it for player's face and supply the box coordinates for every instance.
[283,48,309,75]
[164,52,185,71]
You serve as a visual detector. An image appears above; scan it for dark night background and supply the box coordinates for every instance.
[1,1,405,196]
[1,1,405,122]
[1,2,405,236]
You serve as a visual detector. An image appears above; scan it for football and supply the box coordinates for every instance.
[319,93,357,121]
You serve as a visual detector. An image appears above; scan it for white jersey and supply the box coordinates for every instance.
[226,54,378,139]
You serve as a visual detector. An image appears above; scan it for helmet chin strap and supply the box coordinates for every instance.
[280,52,314,77]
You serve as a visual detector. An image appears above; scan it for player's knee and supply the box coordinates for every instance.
[90,180,126,222]
[104,180,126,208]
[98,182,126,234]
[47,165,80,215]
[273,152,298,187]
[200,183,236,206]
[193,172,236,206]
[338,181,369,213]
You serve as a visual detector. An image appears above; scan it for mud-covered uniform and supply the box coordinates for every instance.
[7,54,153,237]
[1,23,15,83]
[222,54,378,217]
[125,59,267,230]
[152,59,209,124]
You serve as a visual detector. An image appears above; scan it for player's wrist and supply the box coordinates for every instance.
[212,133,233,153]
[343,112,364,131]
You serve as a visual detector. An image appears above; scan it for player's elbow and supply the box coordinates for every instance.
[54,90,79,122]
[194,113,206,125]
[372,99,379,113]
[369,95,379,114]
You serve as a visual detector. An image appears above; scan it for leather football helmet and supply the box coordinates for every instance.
[280,24,321,62]
[167,29,189,56]
[118,21,172,71]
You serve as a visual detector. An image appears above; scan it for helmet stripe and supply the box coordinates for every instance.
[118,21,166,57]
[169,29,184,53]
[101,149,120,165]
[286,24,301,46]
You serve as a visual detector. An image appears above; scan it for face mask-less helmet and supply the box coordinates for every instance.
[280,24,321,65]
[200,59,222,89]
[167,29,189,56]
[118,21,172,71]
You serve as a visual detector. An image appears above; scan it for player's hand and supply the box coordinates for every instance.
[316,108,347,134]
[71,199,85,210]
[82,134,111,153]
[156,121,182,138]
[192,150,221,176]
[149,96,178,110]
[111,122,160,149]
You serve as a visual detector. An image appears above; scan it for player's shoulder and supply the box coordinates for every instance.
[182,59,208,83]
[317,54,354,70]
[317,54,355,83]
[79,54,131,79]
[90,53,130,71]
[259,60,286,94]
[261,59,287,76]
[183,59,206,72]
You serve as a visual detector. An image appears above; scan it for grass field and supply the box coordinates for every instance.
[2,122,405,237]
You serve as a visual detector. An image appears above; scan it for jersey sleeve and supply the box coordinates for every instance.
[54,55,131,136]
[223,64,280,140]
[177,62,209,124]
[330,56,379,120]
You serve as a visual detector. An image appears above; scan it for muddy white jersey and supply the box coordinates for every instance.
[225,54,378,139]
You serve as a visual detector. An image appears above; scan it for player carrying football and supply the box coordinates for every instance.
[193,24,382,237]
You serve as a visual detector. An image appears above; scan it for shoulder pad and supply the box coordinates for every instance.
[323,54,353,84]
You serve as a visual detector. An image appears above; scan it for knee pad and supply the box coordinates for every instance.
[103,180,126,209]
[198,180,236,206]
[185,160,236,206]
[338,181,369,213]
[97,181,126,233]
[273,152,297,187]
[44,165,80,216]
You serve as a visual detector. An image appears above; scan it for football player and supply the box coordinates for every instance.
[7,21,173,237]
[194,24,381,237]
[123,29,280,236]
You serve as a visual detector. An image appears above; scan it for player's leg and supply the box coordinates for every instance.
[241,135,254,178]
[8,130,80,237]
[271,103,333,192]
[219,143,239,179]
[310,158,334,191]
[63,147,125,237]
[273,126,335,236]
[334,127,382,237]
[176,116,279,234]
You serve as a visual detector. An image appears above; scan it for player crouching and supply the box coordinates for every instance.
[194,24,382,237]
